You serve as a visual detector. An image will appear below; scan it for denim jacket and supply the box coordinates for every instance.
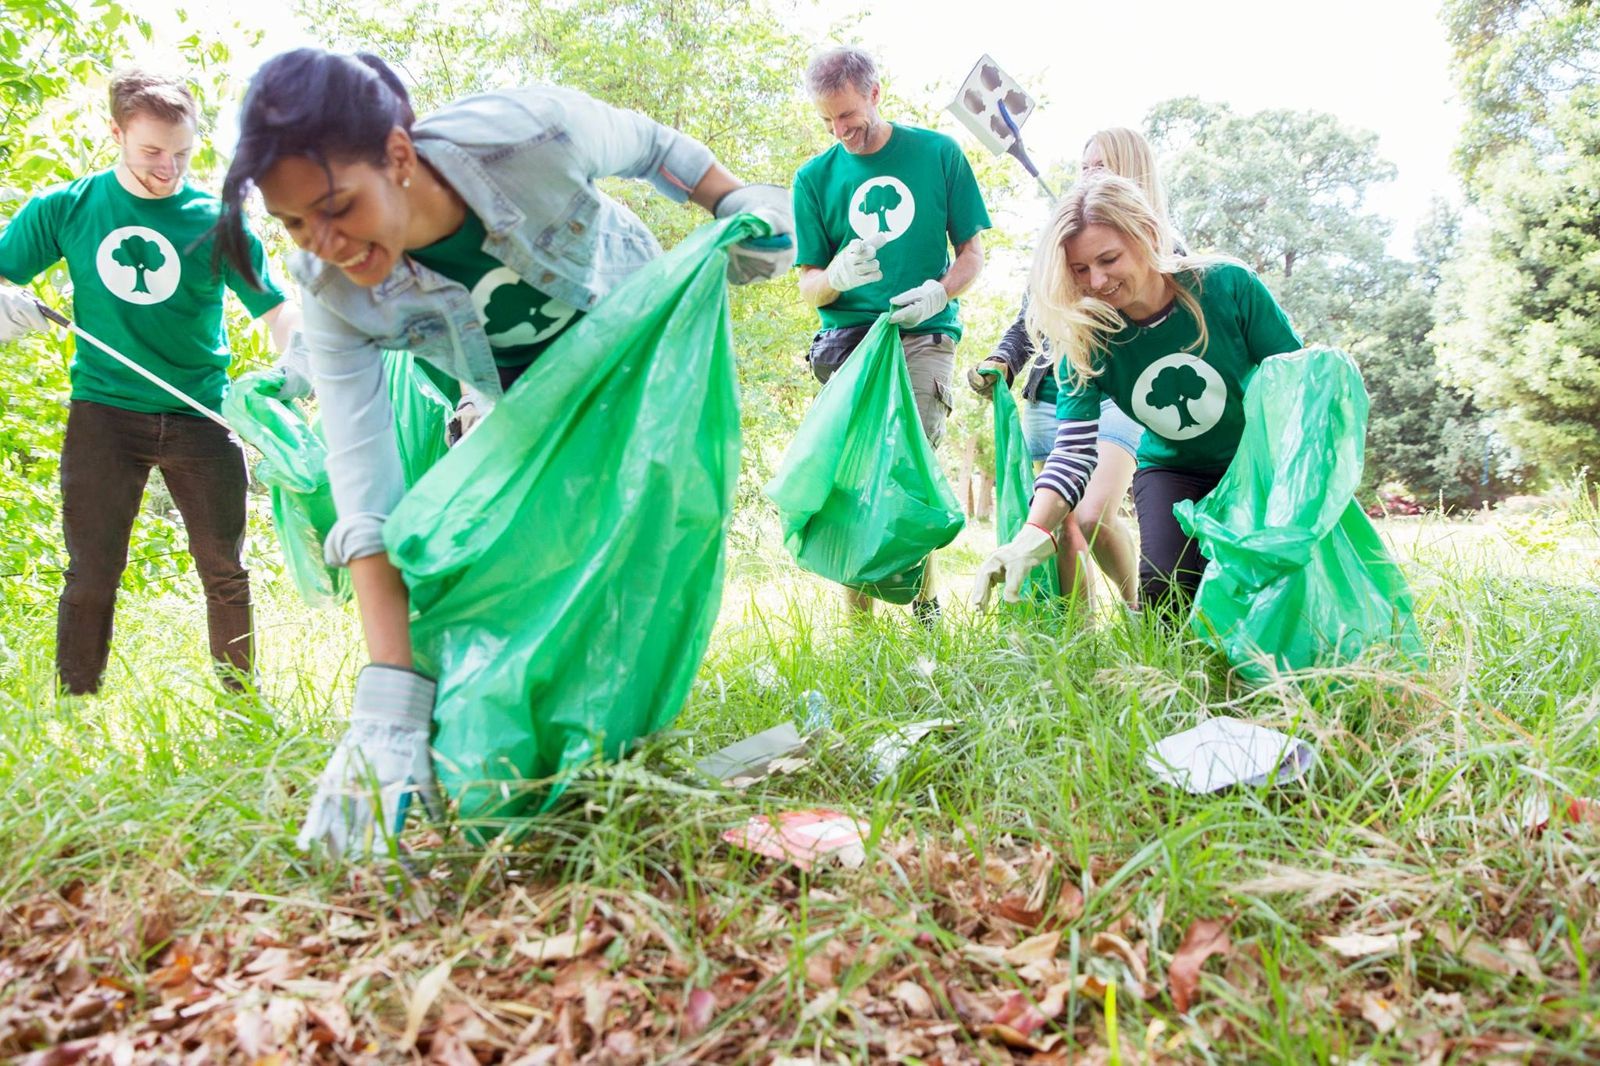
[292,86,715,566]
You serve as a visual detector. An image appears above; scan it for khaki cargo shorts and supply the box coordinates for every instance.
[809,327,956,448]
[900,331,956,448]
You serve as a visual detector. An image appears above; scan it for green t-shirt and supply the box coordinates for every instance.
[1056,263,1302,470]
[409,209,584,371]
[794,123,991,342]
[0,170,285,415]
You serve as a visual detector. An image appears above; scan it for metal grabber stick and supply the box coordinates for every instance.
[32,298,235,433]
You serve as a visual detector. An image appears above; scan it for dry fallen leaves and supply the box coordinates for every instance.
[1319,930,1421,958]
[1168,917,1233,1014]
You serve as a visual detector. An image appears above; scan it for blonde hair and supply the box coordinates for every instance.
[1026,173,1224,389]
[1083,127,1169,224]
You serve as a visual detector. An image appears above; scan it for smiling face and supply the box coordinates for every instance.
[112,113,196,198]
[814,82,886,155]
[1063,222,1167,318]
[256,133,415,287]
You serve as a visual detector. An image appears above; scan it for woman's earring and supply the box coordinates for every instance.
[402,177,412,189]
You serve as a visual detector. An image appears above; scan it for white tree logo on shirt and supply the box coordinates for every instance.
[470,267,577,347]
[1132,353,1227,440]
[848,177,916,244]
[95,226,181,305]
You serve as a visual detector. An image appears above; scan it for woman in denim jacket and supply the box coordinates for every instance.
[215,48,793,858]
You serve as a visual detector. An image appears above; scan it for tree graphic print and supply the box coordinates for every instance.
[859,184,902,233]
[1146,363,1209,430]
[111,234,166,294]
[485,283,558,338]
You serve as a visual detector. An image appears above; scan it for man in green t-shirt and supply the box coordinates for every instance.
[793,45,991,620]
[0,70,303,696]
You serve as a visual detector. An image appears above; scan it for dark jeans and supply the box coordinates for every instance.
[58,401,252,694]
[1130,466,1226,616]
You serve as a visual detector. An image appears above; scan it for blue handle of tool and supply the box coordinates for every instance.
[742,234,794,251]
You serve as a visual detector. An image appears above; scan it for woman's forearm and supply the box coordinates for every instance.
[349,553,413,668]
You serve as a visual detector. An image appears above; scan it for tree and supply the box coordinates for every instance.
[111,233,165,293]
[859,183,901,233]
[1145,97,1396,347]
[1442,0,1600,190]
[1353,199,1522,508]
[1433,88,1600,475]
[1146,363,1207,430]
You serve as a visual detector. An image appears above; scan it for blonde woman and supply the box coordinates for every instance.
[969,128,1178,611]
[970,173,1302,614]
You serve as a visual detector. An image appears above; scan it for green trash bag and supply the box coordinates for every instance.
[1174,347,1425,683]
[384,215,755,834]
[383,350,454,484]
[764,313,965,604]
[984,368,1060,604]
[223,353,452,607]
[224,374,348,606]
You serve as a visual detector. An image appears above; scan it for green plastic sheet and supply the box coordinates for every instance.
[764,314,965,604]
[984,368,1060,604]
[1175,347,1425,683]
[223,352,452,607]
[384,216,753,834]
[223,374,347,606]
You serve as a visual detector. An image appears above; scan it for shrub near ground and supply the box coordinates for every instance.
[0,512,1597,1063]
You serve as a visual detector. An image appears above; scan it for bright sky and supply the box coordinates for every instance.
[133,0,1462,261]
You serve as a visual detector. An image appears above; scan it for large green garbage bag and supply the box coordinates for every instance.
[223,374,347,606]
[224,353,452,606]
[764,314,965,604]
[1174,347,1425,683]
[383,350,454,483]
[384,216,754,833]
[984,368,1060,604]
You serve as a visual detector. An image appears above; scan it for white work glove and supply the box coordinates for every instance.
[889,279,950,328]
[273,363,313,402]
[967,358,1012,397]
[970,523,1059,611]
[448,384,490,445]
[0,286,48,343]
[713,184,797,285]
[297,664,441,861]
[273,333,314,401]
[824,234,887,293]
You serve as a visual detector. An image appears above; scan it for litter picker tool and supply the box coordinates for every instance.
[32,297,235,432]
[947,54,1058,202]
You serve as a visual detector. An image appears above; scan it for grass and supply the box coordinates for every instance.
[0,505,1598,1063]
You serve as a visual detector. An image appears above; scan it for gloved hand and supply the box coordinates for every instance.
[274,335,314,401]
[297,664,440,860]
[713,184,797,285]
[967,358,1013,397]
[448,385,490,445]
[889,279,949,328]
[0,286,48,343]
[824,234,887,293]
[970,522,1059,610]
[274,362,313,401]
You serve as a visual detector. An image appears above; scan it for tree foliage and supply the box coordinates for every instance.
[1442,0,1600,190]
[1145,96,1395,346]
[1432,0,1600,484]
[1433,88,1600,476]
[1144,97,1506,506]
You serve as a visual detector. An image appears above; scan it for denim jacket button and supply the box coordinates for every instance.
[569,220,585,234]
[541,271,556,283]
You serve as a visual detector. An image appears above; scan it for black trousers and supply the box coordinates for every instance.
[57,401,252,694]
[1130,466,1226,615]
